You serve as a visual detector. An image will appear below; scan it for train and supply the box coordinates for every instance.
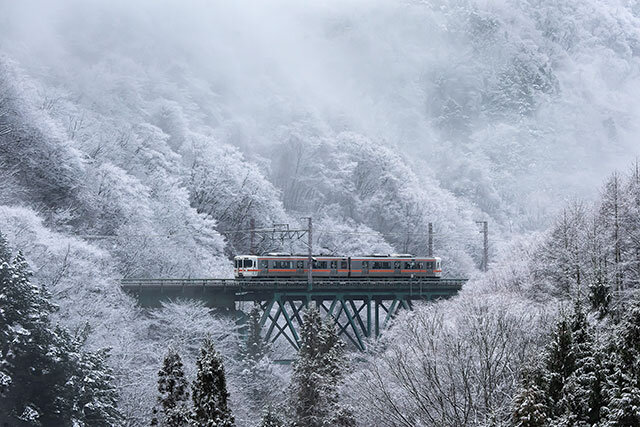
[233,253,442,279]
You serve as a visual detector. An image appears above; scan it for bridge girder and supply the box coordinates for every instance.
[121,278,464,351]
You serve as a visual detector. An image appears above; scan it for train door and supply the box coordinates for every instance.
[361,260,369,276]
[340,259,349,277]
[259,259,268,276]
[393,260,401,277]
[330,260,338,276]
[296,260,304,277]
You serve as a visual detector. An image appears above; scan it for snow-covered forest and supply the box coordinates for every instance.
[2,0,640,425]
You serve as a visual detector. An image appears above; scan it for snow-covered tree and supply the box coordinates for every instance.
[599,173,626,292]
[510,370,549,427]
[0,235,122,425]
[289,307,353,427]
[558,302,606,425]
[152,348,191,427]
[258,406,285,427]
[239,305,268,364]
[602,295,640,425]
[191,337,235,427]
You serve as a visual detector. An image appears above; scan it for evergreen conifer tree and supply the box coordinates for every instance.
[240,304,268,364]
[543,313,575,416]
[0,235,122,425]
[511,369,550,427]
[191,337,234,427]
[238,304,276,417]
[152,348,191,427]
[559,302,606,425]
[588,271,611,318]
[70,345,123,426]
[290,307,354,427]
[602,296,640,425]
[259,406,285,427]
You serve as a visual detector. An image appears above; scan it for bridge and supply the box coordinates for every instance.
[121,278,466,351]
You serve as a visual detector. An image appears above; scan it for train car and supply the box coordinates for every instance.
[234,253,442,279]
[349,254,441,278]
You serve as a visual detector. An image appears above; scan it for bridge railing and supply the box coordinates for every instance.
[120,277,467,290]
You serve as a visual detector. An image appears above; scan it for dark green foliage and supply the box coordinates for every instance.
[588,271,611,318]
[512,296,640,426]
[238,304,278,418]
[258,406,285,427]
[543,313,575,411]
[289,307,354,427]
[511,370,549,427]
[559,303,606,425]
[191,337,234,427]
[240,304,268,364]
[152,348,191,427]
[601,297,640,425]
[0,235,122,426]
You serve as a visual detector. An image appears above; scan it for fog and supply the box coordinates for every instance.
[2,0,640,230]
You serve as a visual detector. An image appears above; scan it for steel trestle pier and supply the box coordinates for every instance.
[121,278,465,350]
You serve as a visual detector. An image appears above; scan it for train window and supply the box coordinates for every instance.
[404,261,417,269]
[330,261,337,269]
[319,261,327,269]
[261,260,268,269]
[394,261,401,269]
[417,262,424,269]
[297,260,304,269]
[341,261,348,269]
[276,261,291,268]
[362,261,369,268]
[373,261,390,269]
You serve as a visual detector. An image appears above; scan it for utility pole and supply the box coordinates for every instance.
[476,221,488,272]
[304,217,313,291]
[249,218,255,255]
[428,222,433,257]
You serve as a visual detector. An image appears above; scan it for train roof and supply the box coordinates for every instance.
[234,254,441,259]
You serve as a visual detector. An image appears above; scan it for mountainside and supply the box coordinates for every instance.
[2,0,640,425]
[2,0,640,276]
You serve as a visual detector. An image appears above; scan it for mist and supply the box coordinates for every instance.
[3,0,639,233]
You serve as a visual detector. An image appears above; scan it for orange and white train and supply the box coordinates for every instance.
[234,253,442,279]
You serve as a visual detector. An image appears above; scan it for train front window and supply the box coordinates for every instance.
[243,259,253,268]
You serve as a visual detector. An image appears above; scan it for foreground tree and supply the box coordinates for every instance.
[258,406,285,427]
[191,337,234,427]
[290,307,354,427]
[510,370,549,427]
[0,232,122,425]
[151,348,191,426]
[511,297,640,425]
[602,296,640,425]
[237,304,278,418]
[239,304,268,364]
